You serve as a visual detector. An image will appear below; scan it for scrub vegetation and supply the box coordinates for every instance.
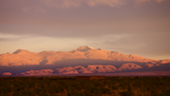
[0,76,170,96]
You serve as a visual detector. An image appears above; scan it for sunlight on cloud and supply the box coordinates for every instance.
[133,0,164,3]
[86,0,124,7]
[0,36,89,54]
[156,0,164,3]
[42,0,82,8]
[14,0,166,12]
[62,0,82,7]
[39,0,165,9]
[0,33,21,39]
[0,34,132,54]
[42,0,124,8]
[0,34,169,60]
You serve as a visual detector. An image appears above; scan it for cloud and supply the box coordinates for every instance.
[40,0,165,9]
[0,33,21,39]
[85,0,125,7]
[40,0,124,8]
[5,0,162,13]
[0,33,21,41]
[156,0,164,3]
[42,0,165,8]
[0,33,31,42]
[134,0,164,4]
[0,0,166,15]
[1,0,164,13]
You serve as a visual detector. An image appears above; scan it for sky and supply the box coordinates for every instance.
[0,0,170,60]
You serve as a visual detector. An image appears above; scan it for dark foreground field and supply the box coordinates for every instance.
[0,76,170,96]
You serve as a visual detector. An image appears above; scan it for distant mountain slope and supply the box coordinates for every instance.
[7,64,169,76]
[118,63,142,71]
[55,65,117,75]
[1,46,165,66]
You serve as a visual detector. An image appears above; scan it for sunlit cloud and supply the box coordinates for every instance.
[44,0,165,8]
[156,0,164,3]
[86,0,125,7]
[0,33,21,39]
[0,0,165,13]
[16,0,166,12]
[133,0,164,4]
[42,0,124,8]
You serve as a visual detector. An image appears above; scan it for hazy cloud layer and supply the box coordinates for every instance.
[0,0,166,13]
[17,0,166,9]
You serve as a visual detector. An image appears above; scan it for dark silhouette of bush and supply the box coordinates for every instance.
[39,93,49,96]
[13,92,22,96]
[34,88,42,95]
[101,87,111,94]
[0,76,170,96]
[84,91,97,96]
[159,89,170,96]
[68,91,85,96]
[120,91,133,96]
[22,90,35,96]
[112,86,118,90]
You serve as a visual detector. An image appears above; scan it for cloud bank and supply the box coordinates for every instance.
[1,0,165,13]
[41,0,165,8]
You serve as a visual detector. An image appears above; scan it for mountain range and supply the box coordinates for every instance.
[0,46,170,76]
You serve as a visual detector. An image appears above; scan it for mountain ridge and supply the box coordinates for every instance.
[0,46,170,76]
[2,63,170,76]
[0,46,168,66]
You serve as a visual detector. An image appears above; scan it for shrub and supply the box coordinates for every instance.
[159,89,170,96]
[68,91,85,96]
[34,88,42,94]
[101,87,111,94]
[13,92,22,96]
[22,90,35,96]
[120,91,132,96]
[112,85,118,90]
